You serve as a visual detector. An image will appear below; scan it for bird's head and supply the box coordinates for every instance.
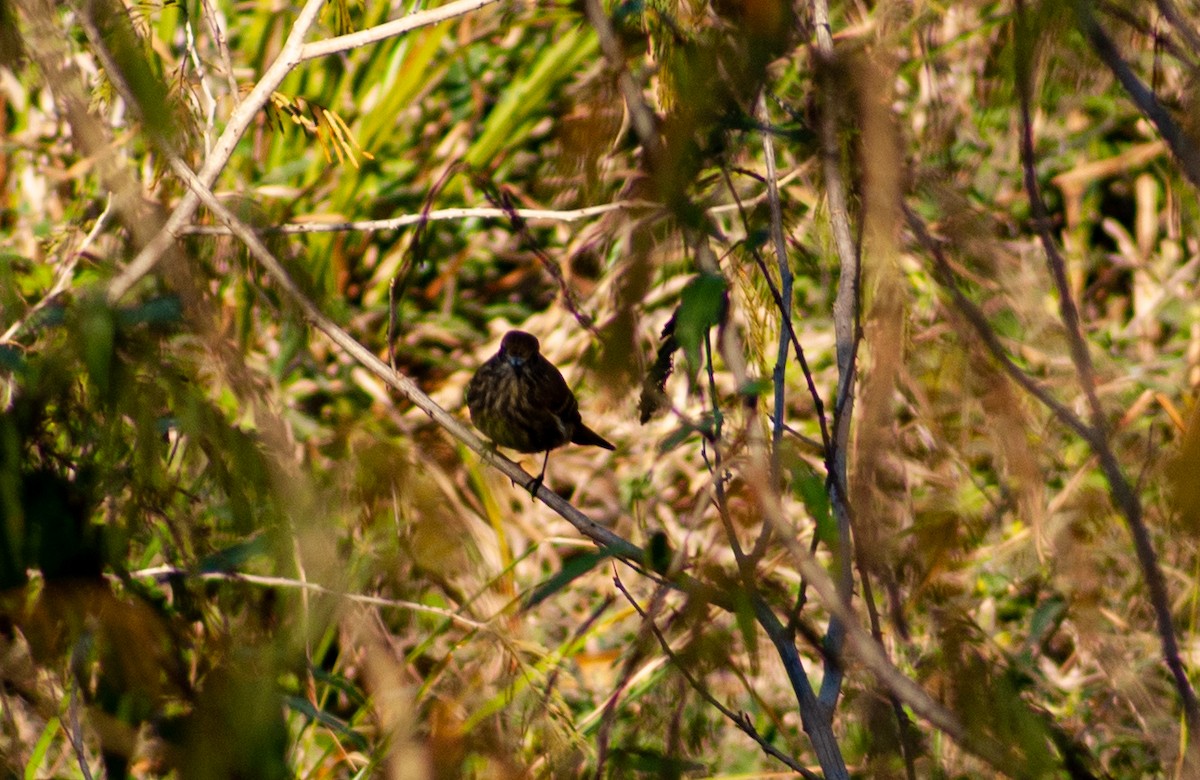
[499,330,540,368]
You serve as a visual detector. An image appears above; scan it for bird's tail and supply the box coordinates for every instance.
[572,423,615,450]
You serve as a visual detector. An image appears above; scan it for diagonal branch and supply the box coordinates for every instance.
[169,145,1034,775]
[762,95,796,488]
[746,460,1015,773]
[1016,7,1105,435]
[106,0,503,303]
[904,208,1098,446]
[298,0,503,61]
[1015,4,1200,736]
[613,575,820,779]
[164,152,642,561]
[105,0,325,302]
[905,203,1200,738]
[1153,0,1200,56]
[1078,5,1200,191]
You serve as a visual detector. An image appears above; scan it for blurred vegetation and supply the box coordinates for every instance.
[2,0,1200,777]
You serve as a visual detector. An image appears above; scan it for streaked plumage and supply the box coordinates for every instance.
[467,330,614,489]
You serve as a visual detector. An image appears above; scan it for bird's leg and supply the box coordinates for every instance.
[526,450,550,498]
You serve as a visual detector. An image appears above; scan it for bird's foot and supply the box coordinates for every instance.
[524,473,545,500]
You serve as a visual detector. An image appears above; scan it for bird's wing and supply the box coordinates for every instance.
[465,363,487,412]
[530,356,581,426]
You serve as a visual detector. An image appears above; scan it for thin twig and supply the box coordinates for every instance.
[718,166,830,457]
[1078,5,1200,190]
[810,0,857,714]
[904,207,1097,444]
[181,203,639,235]
[747,462,1015,772]
[388,163,460,368]
[705,268,848,778]
[298,0,504,61]
[129,565,488,629]
[1015,27,1106,434]
[613,574,820,778]
[0,195,112,344]
[175,176,806,238]
[540,594,615,710]
[906,203,1200,736]
[64,681,94,780]
[1017,3,1200,735]
[473,178,598,333]
[593,579,663,779]
[109,0,498,302]
[700,329,751,573]
[106,0,326,303]
[180,4,217,155]
[1152,0,1200,56]
[167,151,643,561]
[198,0,238,97]
[763,95,793,484]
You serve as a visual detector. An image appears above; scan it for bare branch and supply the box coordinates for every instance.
[1017,3,1200,737]
[747,463,1015,773]
[1153,0,1200,56]
[718,167,830,458]
[105,0,327,303]
[762,95,796,483]
[298,0,504,62]
[1015,27,1106,434]
[166,152,644,561]
[904,207,1098,445]
[906,202,1200,740]
[613,574,820,779]
[180,203,639,235]
[1079,6,1200,191]
[65,683,95,780]
[810,0,857,713]
[130,566,488,630]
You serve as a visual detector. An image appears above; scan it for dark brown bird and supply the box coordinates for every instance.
[467,330,615,492]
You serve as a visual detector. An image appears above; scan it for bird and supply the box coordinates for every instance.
[466,330,615,494]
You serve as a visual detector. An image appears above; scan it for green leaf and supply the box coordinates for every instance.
[674,273,727,374]
[523,550,611,609]
[733,587,758,660]
[610,747,707,774]
[787,457,834,546]
[0,345,25,374]
[196,535,271,573]
[24,716,60,780]
[656,412,717,453]
[738,377,772,399]
[466,25,599,167]
[1028,595,1065,646]
[78,298,116,397]
[311,667,368,709]
[117,295,182,328]
[284,695,369,751]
